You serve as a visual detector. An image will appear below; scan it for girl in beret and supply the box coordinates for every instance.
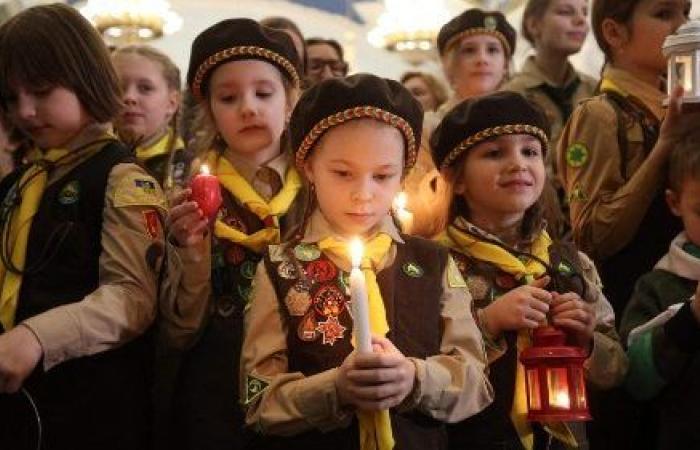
[162,18,305,450]
[240,73,493,450]
[430,91,627,450]
[113,45,192,191]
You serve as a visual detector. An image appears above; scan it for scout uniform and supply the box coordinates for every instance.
[241,74,493,450]
[132,126,192,190]
[621,232,700,448]
[158,19,305,450]
[430,92,627,450]
[557,65,682,318]
[0,123,167,450]
[406,9,516,238]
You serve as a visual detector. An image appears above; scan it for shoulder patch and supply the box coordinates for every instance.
[447,256,467,288]
[567,183,588,204]
[565,143,589,168]
[244,373,270,405]
[113,172,166,209]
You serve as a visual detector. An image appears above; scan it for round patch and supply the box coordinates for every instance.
[58,181,80,205]
[402,262,424,278]
[240,260,257,280]
[313,284,346,317]
[297,312,318,341]
[306,260,338,283]
[484,15,498,30]
[216,295,237,317]
[277,261,299,280]
[566,143,589,168]
[284,288,312,316]
[225,245,246,265]
[294,243,321,262]
[467,275,491,300]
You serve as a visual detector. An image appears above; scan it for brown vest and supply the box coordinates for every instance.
[256,236,449,450]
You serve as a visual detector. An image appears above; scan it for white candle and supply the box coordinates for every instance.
[393,192,414,234]
[350,238,372,353]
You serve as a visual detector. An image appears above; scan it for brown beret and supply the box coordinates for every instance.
[437,9,516,57]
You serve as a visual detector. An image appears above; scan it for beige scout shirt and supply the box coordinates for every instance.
[158,150,291,350]
[502,56,597,174]
[556,65,666,261]
[241,210,493,436]
[20,124,167,371]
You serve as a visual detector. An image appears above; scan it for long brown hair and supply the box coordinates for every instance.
[591,0,641,61]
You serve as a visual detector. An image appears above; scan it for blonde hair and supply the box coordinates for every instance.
[400,71,449,110]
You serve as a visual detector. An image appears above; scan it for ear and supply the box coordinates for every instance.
[524,15,541,45]
[165,90,179,119]
[666,188,682,216]
[601,17,630,53]
[303,158,315,184]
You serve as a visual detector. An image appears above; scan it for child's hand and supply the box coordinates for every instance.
[482,276,552,336]
[550,292,595,352]
[0,326,43,393]
[336,336,415,411]
[657,85,700,155]
[167,188,209,247]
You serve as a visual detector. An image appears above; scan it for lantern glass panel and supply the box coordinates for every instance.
[673,54,694,93]
[573,367,587,409]
[546,367,571,410]
[527,369,542,410]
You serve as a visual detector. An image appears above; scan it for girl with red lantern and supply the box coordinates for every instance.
[161,18,306,450]
[430,91,627,450]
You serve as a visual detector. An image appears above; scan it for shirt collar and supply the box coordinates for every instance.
[302,209,404,245]
[224,149,288,184]
[602,65,666,121]
[517,56,580,89]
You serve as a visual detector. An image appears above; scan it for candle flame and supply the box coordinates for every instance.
[393,191,407,212]
[552,390,571,409]
[201,164,210,175]
[350,238,364,268]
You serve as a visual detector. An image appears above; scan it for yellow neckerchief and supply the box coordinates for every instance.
[437,219,577,450]
[134,128,184,162]
[317,232,395,450]
[207,151,302,254]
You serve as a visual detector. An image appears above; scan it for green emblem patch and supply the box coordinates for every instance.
[293,243,321,262]
[402,262,424,278]
[484,15,498,30]
[244,374,269,405]
[557,261,573,275]
[240,260,257,280]
[566,143,589,168]
[58,181,80,205]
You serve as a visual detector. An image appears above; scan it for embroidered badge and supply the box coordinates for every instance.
[293,243,321,262]
[240,260,257,280]
[298,312,318,341]
[568,183,588,204]
[316,316,347,346]
[447,257,467,288]
[113,173,165,208]
[224,214,247,233]
[565,143,589,168]
[557,261,573,275]
[268,244,286,262]
[216,295,237,318]
[293,278,313,293]
[467,275,491,300]
[306,260,338,283]
[284,288,312,316]
[244,374,269,405]
[58,180,80,205]
[142,210,160,240]
[313,285,346,317]
[277,261,299,280]
[402,262,424,278]
[484,15,498,30]
[225,244,246,265]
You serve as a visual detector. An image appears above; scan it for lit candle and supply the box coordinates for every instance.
[551,389,571,410]
[393,192,414,234]
[190,164,222,220]
[350,238,372,353]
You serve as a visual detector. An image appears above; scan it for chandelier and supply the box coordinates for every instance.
[368,0,450,65]
[80,0,183,43]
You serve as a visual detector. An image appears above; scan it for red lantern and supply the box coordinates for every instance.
[519,326,591,422]
[190,164,222,220]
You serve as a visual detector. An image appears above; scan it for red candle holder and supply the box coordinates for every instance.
[190,164,222,220]
[519,326,591,422]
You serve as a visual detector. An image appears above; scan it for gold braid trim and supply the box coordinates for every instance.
[192,46,300,99]
[440,124,548,170]
[295,106,417,169]
[444,28,511,56]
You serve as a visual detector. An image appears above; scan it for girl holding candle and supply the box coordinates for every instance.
[161,18,305,450]
[430,91,627,450]
[0,4,167,449]
[113,45,192,191]
[240,74,493,450]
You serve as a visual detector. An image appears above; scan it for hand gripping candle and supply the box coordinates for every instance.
[190,164,222,220]
[349,238,372,353]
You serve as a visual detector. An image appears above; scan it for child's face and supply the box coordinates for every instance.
[533,0,589,55]
[208,60,290,159]
[454,133,545,227]
[6,84,90,149]
[667,178,700,247]
[403,76,438,112]
[616,0,690,75]
[446,34,507,99]
[304,120,404,238]
[113,52,178,142]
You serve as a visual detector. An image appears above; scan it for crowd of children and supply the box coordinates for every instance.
[0,1,699,450]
